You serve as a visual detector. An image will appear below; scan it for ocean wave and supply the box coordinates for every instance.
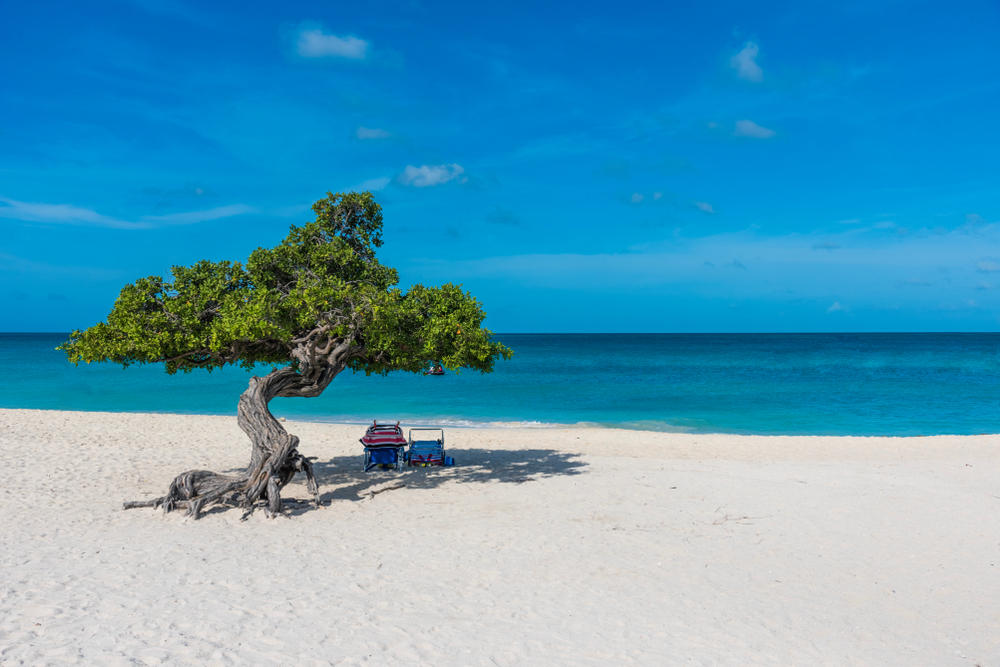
[284,415,564,429]
[284,415,696,433]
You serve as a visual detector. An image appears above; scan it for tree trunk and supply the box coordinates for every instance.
[125,364,342,520]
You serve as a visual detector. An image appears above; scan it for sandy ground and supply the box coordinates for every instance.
[1,408,999,666]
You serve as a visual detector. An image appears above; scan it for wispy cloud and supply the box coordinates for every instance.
[398,164,466,187]
[631,192,644,203]
[812,241,840,251]
[977,260,1000,273]
[357,177,390,192]
[733,120,775,138]
[297,28,368,59]
[694,201,715,214]
[0,197,254,229]
[142,204,256,226]
[0,197,143,229]
[356,127,389,139]
[730,41,763,82]
[827,301,846,313]
[405,221,1000,308]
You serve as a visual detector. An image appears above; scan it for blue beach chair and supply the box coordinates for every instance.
[407,428,447,467]
[361,421,407,473]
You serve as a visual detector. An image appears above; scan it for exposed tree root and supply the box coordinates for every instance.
[124,448,321,520]
[124,367,327,520]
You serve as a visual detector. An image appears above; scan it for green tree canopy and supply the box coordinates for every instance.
[61,191,511,378]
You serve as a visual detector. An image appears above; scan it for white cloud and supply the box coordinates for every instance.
[142,204,256,226]
[358,177,390,191]
[0,197,254,229]
[827,302,845,313]
[653,192,663,201]
[398,164,466,188]
[296,29,368,59]
[977,260,1000,273]
[733,120,775,138]
[631,193,644,203]
[0,197,145,229]
[730,41,763,82]
[356,127,389,139]
[838,218,862,225]
[694,201,715,214]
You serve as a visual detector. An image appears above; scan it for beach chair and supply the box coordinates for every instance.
[407,428,446,467]
[361,421,407,473]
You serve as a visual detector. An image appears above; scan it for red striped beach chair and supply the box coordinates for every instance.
[361,421,407,472]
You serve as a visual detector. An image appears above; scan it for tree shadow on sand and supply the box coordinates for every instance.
[181,449,585,518]
[289,448,587,507]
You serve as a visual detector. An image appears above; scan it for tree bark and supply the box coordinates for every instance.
[125,361,345,520]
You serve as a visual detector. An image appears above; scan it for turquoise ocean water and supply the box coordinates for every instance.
[1,333,999,436]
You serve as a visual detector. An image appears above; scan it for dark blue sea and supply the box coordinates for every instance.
[1,333,999,436]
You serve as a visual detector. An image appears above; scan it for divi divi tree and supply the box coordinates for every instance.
[60,192,511,520]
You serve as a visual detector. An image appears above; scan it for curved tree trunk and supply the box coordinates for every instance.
[125,361,345,520]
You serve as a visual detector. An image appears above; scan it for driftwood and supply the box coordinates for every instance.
[364,482,406,500]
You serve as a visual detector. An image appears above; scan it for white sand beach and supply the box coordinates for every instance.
[2,408,998,666]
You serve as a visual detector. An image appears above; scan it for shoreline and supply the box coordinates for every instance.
[2,408,999,664]
[4,406,998,439]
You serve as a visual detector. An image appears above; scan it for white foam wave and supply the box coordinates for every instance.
[280,415,694,432]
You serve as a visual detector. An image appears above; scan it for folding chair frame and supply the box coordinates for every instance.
[407,428,446,467]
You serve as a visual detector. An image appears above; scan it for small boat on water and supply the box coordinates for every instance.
[424,362,445,375]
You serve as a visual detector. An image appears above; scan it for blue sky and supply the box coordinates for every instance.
[2,0,999,333]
